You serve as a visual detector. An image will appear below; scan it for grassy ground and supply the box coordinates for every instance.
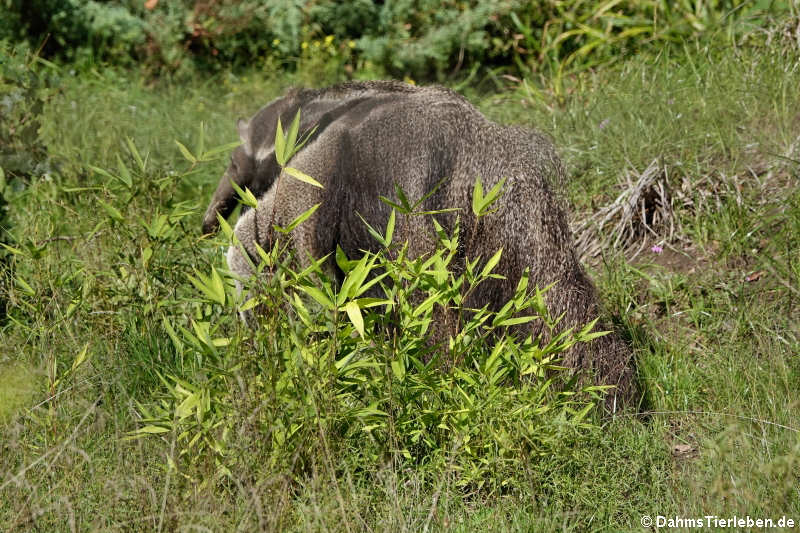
[2,30,799,532]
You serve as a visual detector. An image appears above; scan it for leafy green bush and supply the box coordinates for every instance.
[0,41,63,322]
[0,0,147,65]
[0,41,58,179]
[3,1,795,81]
[497,1,798,95]
[120,121,608,491]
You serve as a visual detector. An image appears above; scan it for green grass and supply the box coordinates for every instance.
[2,32,800,531]
[0,362,38,422]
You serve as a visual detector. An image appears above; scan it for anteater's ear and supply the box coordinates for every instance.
[237,118,251,154]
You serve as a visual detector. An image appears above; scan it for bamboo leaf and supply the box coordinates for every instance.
[480,248,503,278]
[175,140,197,163]
[413,291,441,317]
[229,179,259,208]
[385,209,396,246]
[200,141,243,161]
[571,403,595,423]
[0,242,24,256]
[240,297,260,312]
[394,184,412,212]
[391,359,405,381]
[15,276,35,296]
[472,176,484,216]
[353,271,390,298]
[71,344,90,372]
[412,176,449,210]
[215,213,233,238]
[378,196,405,212]
[354,297,393,308]
[88,165,120,184]
[496,315,538,327]
[298,284,334,309]
[286,109,301,159]
[276,203,321,233]
[336,245,355,273]
[210,267,226,306]
[274,118,286,166]
[344,300,365,338]
[126,137,147,173]
[481,178,506,212]
[135,425,171,435]
[294,124,317,153]
[115,154,132,188]
[188,269,225,306]
[176,392,200,419]
[284,166,324,188]
[98,199,124,222]
[355,212,386,246]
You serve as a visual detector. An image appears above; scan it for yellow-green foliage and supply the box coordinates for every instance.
[2,1,796,80]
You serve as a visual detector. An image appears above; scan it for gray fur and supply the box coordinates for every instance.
[202,81,422,234]
[211,81,636,411]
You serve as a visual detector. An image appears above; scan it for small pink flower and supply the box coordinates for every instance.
[651,245,663,254]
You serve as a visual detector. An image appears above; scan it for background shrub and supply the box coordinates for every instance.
[2,0,795,80]
[121,129,608,490]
